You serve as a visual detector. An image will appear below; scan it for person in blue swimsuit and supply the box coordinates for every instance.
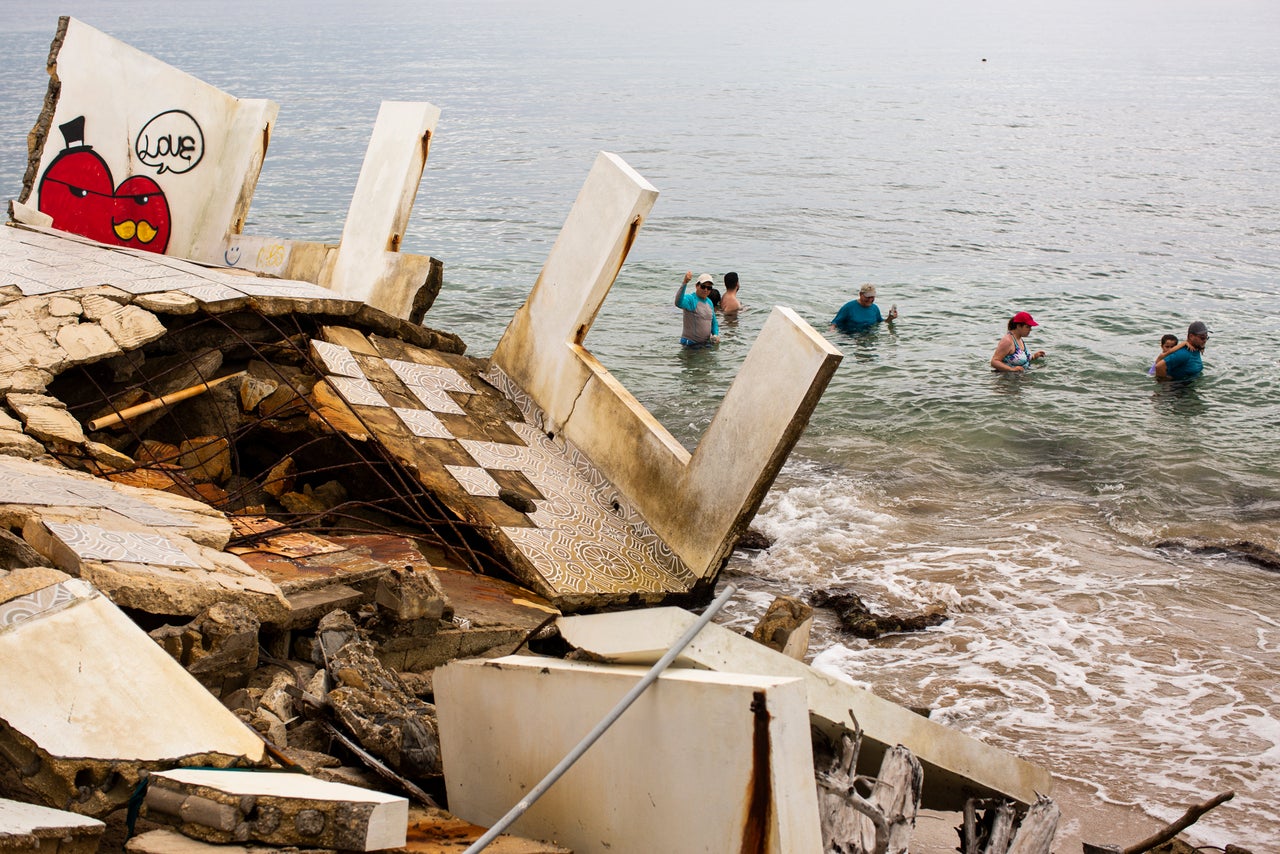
[990,311,1045,373]
[1153,320,1209,380]
[830,284,898,333]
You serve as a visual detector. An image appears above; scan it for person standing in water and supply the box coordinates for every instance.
[830,284,898,333]
[1153,320,1209,380]
[674,271,720,347]
[720,271,742,316]
[991,311,1046,373]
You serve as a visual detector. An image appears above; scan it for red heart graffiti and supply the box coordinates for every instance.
[38,145,171,254]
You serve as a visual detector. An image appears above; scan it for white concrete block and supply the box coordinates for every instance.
[0,578,265,764]
[556,607,1054,811]
[436,655,824,854]
[0,798,105,854]
[146,769,407,851]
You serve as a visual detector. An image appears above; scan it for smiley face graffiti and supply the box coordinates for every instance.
[37,116,172,253]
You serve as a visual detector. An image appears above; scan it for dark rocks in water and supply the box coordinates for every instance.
[735,527,774,551]
[1155,538,1280,573]
[810,588,947,639]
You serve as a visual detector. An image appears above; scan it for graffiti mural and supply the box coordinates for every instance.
[37,116,172,253]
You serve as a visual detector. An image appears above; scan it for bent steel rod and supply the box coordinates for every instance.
[463,583,738,853]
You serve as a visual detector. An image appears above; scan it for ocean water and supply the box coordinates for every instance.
[2,1,1279,847]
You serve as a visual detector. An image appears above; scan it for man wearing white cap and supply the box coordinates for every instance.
[830,284,898,333]
[674,271,720,347]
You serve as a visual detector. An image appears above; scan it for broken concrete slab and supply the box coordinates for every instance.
[555,606,1052,811]
[752,594,814,660]
[0,797,105,854]
[0,568,265,817]
[126,828,313,854]
[375,565,450,623]
[309,326,698,611]
[127,806,573,854]
[325,640,442,779]
[144,768,407,850]
[23,514,289,622]
[436,655,824,854]
[149,602,260,697]
[369,567,558,674]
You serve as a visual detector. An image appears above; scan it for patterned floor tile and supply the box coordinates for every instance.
[43,521,200,568]
[387,360,477,394]
[445,465,502,497]
[394,407,454,439]
[312,340,364,378]
[0,579,95,632]
[458,420,694,592]
[401,383,466,415]
[326,375,389,407]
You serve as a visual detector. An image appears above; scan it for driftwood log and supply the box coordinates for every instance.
[960,795,1058,854]
[816,718,922,854]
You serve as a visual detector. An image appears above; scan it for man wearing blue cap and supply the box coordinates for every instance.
[1154,320,1209,379]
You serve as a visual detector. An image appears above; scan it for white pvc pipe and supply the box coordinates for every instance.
[463,583,738,853]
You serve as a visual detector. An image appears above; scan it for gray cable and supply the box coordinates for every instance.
[463,583,738,853]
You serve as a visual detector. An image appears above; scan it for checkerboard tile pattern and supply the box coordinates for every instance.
[317,339,694,600]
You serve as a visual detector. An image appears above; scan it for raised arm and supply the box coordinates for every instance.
[675,270,693,309]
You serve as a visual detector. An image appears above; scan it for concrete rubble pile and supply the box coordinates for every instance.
[0,264,1057,854]
[1,16,1064,853]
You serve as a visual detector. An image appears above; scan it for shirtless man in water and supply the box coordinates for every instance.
[720,272,742,315]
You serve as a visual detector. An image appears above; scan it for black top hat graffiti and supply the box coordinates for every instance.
[58,116,91,149]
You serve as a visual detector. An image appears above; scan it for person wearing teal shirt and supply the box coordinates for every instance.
[1154,320,1209,380]
[830,284,898,333]
[674,271,719,347]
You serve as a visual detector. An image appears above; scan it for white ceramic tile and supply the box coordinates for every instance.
[43,521,200,568]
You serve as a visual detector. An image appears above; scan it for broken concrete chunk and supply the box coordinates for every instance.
[176,437,232,484]
[374,565,451,623]
[311,609,358,667]
[261,456,295,498]
[97,304,167,350]
[0,797,106,854]
[55,322,124,366]
[326,640,442,778]
[0,576,264,817]
[149,602,261,696]
[5,393,86,445]
[0,530,50,572]
[751,594,814,660]
[78,294,128,323]
[133,291,200,315]
[144,768,408,850]
[46,297,83,319]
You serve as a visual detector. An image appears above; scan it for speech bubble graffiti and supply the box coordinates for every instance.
[135,110,205,175]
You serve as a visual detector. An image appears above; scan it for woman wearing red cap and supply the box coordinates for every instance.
[991,311,1045,373]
